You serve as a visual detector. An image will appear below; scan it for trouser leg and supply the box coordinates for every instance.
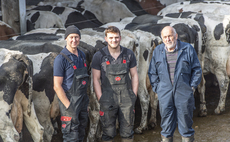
[175,91,195,137]
[59,101,80,142]
[78,96,89,141]
[182,135,194,142]
[158,92,177,138]
[119,89,136,139]
[100,102,118,141]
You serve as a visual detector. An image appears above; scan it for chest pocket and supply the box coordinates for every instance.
[75,73,89,90]
[106,64,128,85]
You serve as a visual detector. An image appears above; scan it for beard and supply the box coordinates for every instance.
[166,41,176,49]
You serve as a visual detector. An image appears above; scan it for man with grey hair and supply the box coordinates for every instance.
[148,26,202,142]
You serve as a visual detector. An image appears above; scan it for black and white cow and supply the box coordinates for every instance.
[26,10,64,31]
[37,0,135,24]
[30,4,103,29]
[157,1,230,16]
[0,49,43,142]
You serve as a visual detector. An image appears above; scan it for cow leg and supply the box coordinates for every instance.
[87,91,100,142]
[18,90,44,142]
[214,72,229,114]
[23,103,44,142]
[134,87,150,134]
[11,92,23,134]
[0,92,20,142]
[197,74,207,117]
[148,91,158,129]
[50,94,60,135]
[32,91,54,142]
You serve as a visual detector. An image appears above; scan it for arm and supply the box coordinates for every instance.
[92,68,102,101]
[148,52,160,93]
[53,76,70,108]
[190,46,202,89]
[130,66,138,96]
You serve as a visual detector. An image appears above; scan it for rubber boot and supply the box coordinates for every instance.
[161,135,173,142]
[121,138,133,142]
[182,135,194,142]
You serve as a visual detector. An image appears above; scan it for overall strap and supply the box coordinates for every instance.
[60,52,77,70]
[79,50,87,67]
[122,48,127,64]
[100,49,110,65]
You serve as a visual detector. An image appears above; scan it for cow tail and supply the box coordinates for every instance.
[25,57,33,116]
[13,54,34,116]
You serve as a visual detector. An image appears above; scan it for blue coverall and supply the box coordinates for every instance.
[148,39,202,138]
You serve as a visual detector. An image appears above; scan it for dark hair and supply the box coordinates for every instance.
[104,26,121,37]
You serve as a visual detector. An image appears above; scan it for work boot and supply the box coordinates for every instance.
[121,138,133,142]
[161,135,173,142]
[182,135,194,142]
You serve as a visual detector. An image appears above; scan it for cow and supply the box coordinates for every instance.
[0,48,44,142]
[28,5,103,29]
[80,0,135,24]
[157,1,230,16]
[26,10,64,31]
[37,0,135,24]
[0,21,17,40]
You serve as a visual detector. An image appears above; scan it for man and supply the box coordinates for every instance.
[53,25,89,142]
[148,26,202,142]
[91,26,138,142]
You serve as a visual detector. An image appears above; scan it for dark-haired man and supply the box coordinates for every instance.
[53,25,89,142]
[91,26,138,142]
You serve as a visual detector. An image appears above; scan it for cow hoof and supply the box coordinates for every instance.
[214,107,225,114]
[14,134,20,141]
[148,122,157,129]
[198,109,207,117]
[134,127,143,134]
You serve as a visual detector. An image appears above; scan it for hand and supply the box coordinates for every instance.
[192,87,195,93]
[65,102,71,109]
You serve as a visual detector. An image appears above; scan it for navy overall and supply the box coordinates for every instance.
[59,52,89,142]
[99,48,136,141]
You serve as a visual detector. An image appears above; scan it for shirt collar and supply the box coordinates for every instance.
[164,45,178,53]
[105,45,124,55]
[62,46,80,56]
